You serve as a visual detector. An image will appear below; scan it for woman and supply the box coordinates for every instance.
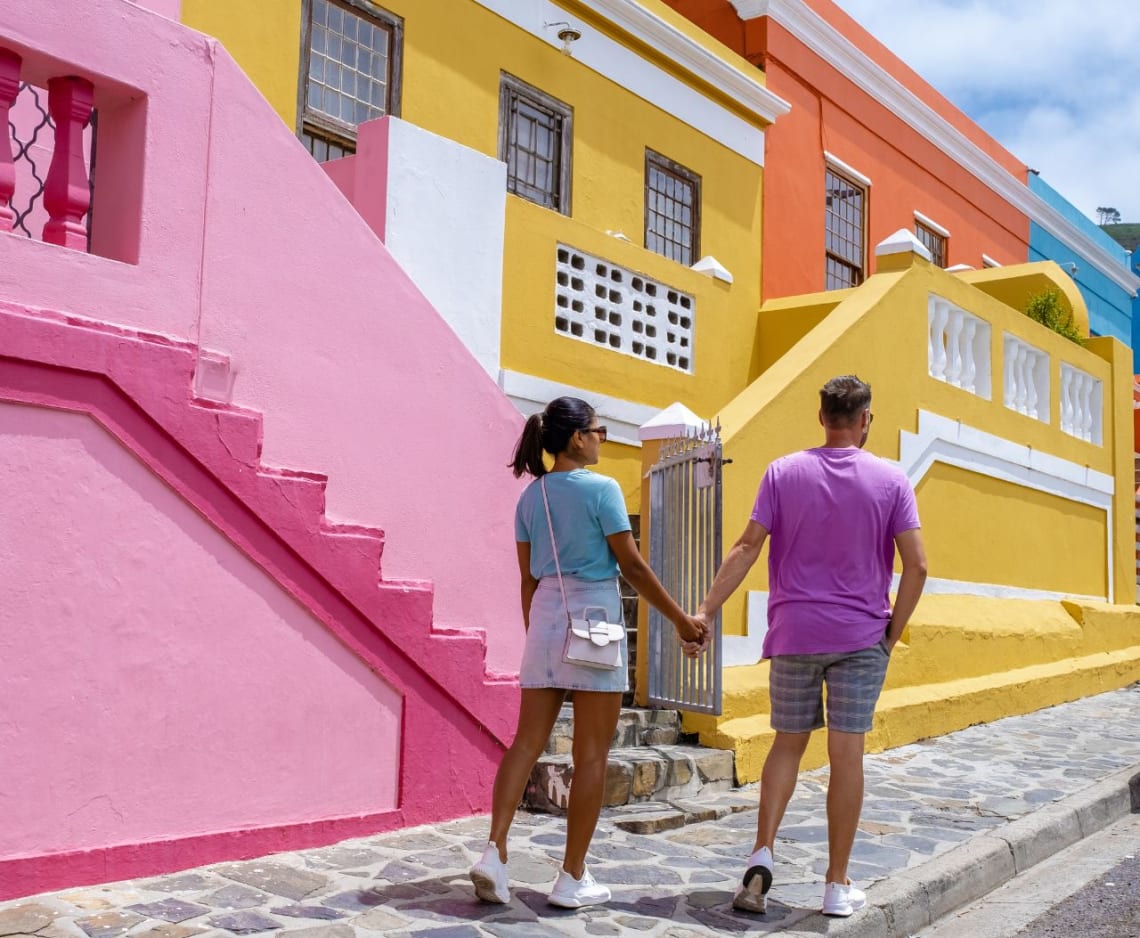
[469,397,708,909]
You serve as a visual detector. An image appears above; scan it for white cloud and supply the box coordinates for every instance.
[832,0,1140,224]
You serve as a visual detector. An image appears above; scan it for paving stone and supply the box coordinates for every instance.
[349,907,408,931]
[201,885,268,910]
[212,863,328,901]
[124,900,209,924]
[40,924,87,938]
[74,912,145,938]
[134,876,218,894]
[0,905,56,935]
[271,926,353,938]
[127,926,205,938]
[204,911,281,934]
[268,906,347,921]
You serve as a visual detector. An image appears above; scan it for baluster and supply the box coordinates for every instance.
[929,300,949,380]
[1025,351,1039,419]
[0,49,21,233]
[1078,376,1094,442]
[1003,336,1016,408]
[961,319,978,393]
[1060,368,1074,435]
[42,75,94,250]
[1012,346,1027,414]
[945,310,964,386]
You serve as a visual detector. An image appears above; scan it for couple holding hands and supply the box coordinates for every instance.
[471,379,926,919]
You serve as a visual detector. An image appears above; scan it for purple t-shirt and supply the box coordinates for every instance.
[751,447,920,657]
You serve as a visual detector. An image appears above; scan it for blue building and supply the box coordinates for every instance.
[1027,174,1137,357]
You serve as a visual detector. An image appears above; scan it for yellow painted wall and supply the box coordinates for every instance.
[179,0,771,507]
[709,254,1133,638]
[915,463,1107,596]
[181,0,303,127]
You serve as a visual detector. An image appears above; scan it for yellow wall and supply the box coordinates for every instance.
[710,254,1134,636]
[179,0,771,508]
[181,0,303,126]
[915,463,1107,596]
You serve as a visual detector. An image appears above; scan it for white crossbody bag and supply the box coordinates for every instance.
[540,477,624,670]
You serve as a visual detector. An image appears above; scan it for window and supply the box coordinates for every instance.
[299,0,402,161]
[645,150,700,266]
[915,220,947,267]
[498,74,572,214]
[825,168,866,289]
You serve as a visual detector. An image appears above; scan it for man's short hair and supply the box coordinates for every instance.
[820,375,871,426]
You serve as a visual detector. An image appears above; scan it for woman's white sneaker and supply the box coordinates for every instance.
[548,865,611,908]
[469,842,510,904]
[821,879,866,917]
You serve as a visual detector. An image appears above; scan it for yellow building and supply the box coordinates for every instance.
[180,0,790,506]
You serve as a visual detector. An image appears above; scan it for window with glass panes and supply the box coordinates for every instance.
[300,0,401,162]
[915,222,947,267]
[824,168,866,289]
[498,74,572,214]
[645,151,700,266]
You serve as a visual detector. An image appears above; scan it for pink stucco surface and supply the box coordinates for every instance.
[0,0,523,896]
[0,401,402,858]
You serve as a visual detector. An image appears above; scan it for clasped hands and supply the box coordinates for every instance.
[675,610,713,659]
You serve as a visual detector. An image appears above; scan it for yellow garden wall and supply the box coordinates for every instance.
[710,254,1133,644]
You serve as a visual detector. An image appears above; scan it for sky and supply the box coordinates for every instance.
[831,0,1140,225]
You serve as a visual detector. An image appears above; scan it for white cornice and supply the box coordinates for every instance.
[574,0,790,124]
[736,0,1140,295]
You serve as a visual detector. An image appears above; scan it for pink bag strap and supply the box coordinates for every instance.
[540,476,573,628]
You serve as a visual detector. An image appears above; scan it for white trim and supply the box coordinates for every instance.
[498,369,656,447]
[470,0,788,166]
[897,410,1115,602]
[982,254,1003,268]
[575,0,790,124]
[913,211,950,239]
[734,0,1140,296]
[890,575,1104,604]
[824,151,872,188]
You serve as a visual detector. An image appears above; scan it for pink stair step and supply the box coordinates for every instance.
[257,466,328,519]
[190,402,264,466]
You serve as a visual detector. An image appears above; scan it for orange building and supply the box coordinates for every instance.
[662,0,1031,299]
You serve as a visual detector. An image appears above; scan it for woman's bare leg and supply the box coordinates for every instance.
[562,690,623,877]
[488,688,566,860]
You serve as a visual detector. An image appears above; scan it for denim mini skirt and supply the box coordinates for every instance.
[519,576,628,693]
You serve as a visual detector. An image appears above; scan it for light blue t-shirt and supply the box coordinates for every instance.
[515,469,632,581]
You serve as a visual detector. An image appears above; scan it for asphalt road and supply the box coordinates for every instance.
[921,812,1140,938]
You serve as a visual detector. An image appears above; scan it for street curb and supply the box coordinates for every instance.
[777,762,1140,937]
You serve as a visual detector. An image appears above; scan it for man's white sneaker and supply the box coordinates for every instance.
[732,846,774,913]
[547,865,611,908]
[821,879,866,917]
[469,842,510,904]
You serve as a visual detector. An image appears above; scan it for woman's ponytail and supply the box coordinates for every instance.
[510,413,547,478]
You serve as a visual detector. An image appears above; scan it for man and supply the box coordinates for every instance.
[693,375,927,918]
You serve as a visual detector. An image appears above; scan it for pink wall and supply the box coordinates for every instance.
[0,402,402,858]
[0,0,524,897]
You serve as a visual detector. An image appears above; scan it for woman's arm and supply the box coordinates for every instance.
[517,542,539,631]
[606,531,706,649]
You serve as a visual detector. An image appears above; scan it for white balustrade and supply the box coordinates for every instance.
[927,296,991,399]
[1060,363,1102,444]
[1002,333,1049,422]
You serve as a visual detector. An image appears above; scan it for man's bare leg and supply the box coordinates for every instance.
[754,731,812,851]
[824,729,865,884]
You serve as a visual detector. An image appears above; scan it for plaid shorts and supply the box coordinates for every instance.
[768,641,891,734]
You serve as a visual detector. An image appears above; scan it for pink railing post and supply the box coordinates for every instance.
[42,75,94,250]
[0,48,22,233]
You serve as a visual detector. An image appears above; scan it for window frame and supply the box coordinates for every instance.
[497,72,573,215]
[824,166,867,290]
[644,148,701,267]
[297,0,403,158]
[914,213,949,267]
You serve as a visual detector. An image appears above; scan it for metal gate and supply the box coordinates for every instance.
[646,423,725,714]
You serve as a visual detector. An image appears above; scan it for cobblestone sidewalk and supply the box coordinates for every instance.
[3,684,1138,937]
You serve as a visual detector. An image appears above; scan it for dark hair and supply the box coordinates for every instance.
[819,375,871,427]
[509,397,596,478]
